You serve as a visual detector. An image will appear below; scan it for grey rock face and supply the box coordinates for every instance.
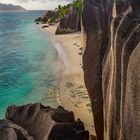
[82,0,114,139]
[0,103,89,140]
[103,7,140,140]
[35,11,56,23]
[82,0,140,139]
[0,120,17,140]
[56,6,80,34]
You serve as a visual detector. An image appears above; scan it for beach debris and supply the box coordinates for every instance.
[86,103,91,107]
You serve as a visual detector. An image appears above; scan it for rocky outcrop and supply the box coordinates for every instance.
[56,6,80,34]
[35,11,57,24]
[0,120,17,140]
[115,0,129,15]
[82,0,114,139]
[0,103,89,140]
[82,0,140,140]
[102,0,140,139]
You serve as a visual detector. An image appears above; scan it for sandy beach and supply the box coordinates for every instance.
[38,24,95,135]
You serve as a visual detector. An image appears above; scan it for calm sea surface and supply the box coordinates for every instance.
[0,11,59,118]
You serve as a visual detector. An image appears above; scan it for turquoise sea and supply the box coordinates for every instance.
[0,11,59,118]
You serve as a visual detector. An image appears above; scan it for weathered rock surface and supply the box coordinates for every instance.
[0,103,89,140]
[82,0,140,139]
[82,0,114,139]
[56,6,80,34]
[35,11,56,24]
[0,120,17,140]
[115,0,129,15]
[103,1,140,139]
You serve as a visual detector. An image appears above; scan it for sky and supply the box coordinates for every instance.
[0,0,72,10]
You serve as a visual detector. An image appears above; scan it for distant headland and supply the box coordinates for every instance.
[0,3,26,11]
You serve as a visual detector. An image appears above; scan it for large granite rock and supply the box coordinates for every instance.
[35,11,57,24]
[0,120,17,140]
[56,6,80,34]
[103,0,140,139]
[82,0,114,139]
[115,0,129,15]
[0,103,89,140]
[82,0,140,139]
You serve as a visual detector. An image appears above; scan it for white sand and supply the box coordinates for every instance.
[38,24,95,135]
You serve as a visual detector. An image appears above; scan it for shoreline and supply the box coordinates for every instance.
[38,24,95,135]
[37,24,68,106]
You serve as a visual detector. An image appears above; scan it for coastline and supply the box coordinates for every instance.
[38,24,95,135]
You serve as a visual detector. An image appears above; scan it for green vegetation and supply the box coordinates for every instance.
[49,15,57,23]
[55,0,82,19]
[71,0,82,15]
[55,4,69,18]
[35,0,82,24]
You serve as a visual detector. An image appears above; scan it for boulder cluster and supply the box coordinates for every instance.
[0,103,89,140]
[35,5,81,34]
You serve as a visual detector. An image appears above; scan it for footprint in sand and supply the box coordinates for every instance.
[79,52,82,55]
[65,81,74,88]
[87,103,91,107]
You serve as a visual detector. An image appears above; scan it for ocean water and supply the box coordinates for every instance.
[0,11,59,118]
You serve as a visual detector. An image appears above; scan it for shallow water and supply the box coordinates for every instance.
[0,11,59,118]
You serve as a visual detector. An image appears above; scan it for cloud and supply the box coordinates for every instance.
[0,0,72,10]
[18,0,28,2]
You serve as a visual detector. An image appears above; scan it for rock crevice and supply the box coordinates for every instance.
[82,0,140,139]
